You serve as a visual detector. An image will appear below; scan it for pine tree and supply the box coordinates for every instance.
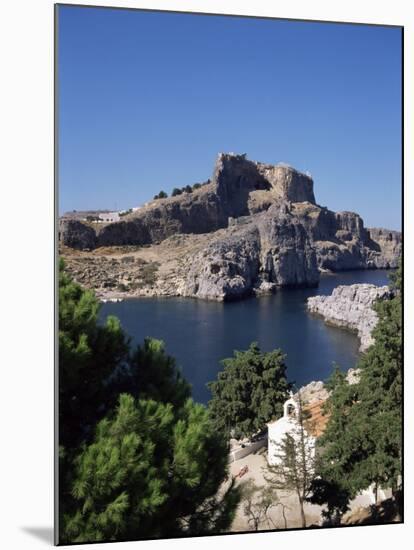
[111,337,191,411]
[306,471,351,525]
[59,262,190,452]
[63,394,240,543]
[306,369,356,523]
[310,264,402,520]
[208,342,291,439]
[354,262,402,499]
[59,263,240,543]
[59,259,129,450]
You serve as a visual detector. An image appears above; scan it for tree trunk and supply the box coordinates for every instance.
[281,505,288,529]
[298,496,306,528]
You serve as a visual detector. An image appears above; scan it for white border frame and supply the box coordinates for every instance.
[1,1,411,549]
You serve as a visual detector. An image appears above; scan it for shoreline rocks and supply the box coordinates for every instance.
[307,284,393,352]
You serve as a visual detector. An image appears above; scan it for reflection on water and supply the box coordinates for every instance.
[100,269,391,404]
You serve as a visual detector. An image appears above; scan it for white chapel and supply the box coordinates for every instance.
[267,393,317,467]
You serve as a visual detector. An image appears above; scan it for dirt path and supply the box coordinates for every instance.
[229,450,324,532]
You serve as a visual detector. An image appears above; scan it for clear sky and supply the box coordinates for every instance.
[58,6,402,230]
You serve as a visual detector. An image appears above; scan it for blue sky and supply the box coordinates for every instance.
[58,6,402,230]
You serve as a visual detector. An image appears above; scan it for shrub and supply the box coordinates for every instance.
[120,256,135,264]
[140,262,160,286]
[117,282,129,292]
[119,208,133,217]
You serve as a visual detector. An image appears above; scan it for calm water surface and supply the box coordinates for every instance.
[100,269,391,404]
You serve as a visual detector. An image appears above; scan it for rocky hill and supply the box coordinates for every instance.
[60,153,316,248]
[307,284,393,351]
[60,153,401,301]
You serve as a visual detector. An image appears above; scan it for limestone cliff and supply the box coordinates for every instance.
[59,219,97,250]
[60,153,401,300]
[307,284,393,352]
[181,202,319,300]
[366,228,401,269]
[60,153,316,249]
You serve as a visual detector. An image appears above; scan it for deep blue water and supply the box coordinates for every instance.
[100,269,391,404]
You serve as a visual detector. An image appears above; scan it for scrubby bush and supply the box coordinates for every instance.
[140,262,160,286]
[154,190,168,200]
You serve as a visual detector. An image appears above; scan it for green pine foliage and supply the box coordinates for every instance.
[208,342,291,439]
[64,395,173,542]
[354,263,402,493]
[309,264,402,520]
[114,338,192,410]
[59,259,129,450]
[63,395,240,543]
[306,475,351,525]
[59,261,240,543]
[306,369,357,521]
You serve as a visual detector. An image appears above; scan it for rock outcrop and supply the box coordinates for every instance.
[296,381,330,405]
[366,228,402,268]
[291,203,400,272]
[59,219,97,250]
[307,284,393,351]
[182,202,319,300]
[181,226,261,301]
[296,368,360,406]
[60,152,401,301]
[60,153,316,248]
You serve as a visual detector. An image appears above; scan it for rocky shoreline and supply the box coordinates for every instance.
[307,283,392,352]
[62,243,397,305]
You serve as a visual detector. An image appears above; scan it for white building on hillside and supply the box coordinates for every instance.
[98,211,120,223]
[267,393,317,467]
[267,393,393,507]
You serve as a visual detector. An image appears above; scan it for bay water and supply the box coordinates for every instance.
[100,269,390,404]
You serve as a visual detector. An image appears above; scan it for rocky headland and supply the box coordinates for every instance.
[307,283,393,352]
[60,153,401,301]
[295,368,360,407]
